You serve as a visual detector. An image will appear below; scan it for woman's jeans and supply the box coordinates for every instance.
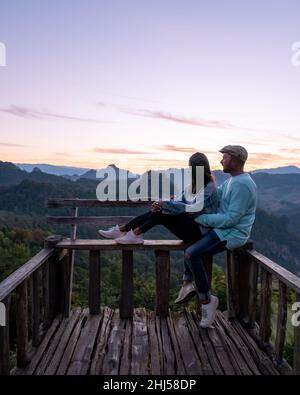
[125,211,227,302]
[184,230,227,301]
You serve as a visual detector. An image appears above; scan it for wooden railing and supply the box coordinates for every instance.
[0,198,299,375]
[0,236,71,375]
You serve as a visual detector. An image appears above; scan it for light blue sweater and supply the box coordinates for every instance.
[161,180,218,217]
[195,173,257,250]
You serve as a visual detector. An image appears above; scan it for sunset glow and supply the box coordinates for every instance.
[0,1,299,173]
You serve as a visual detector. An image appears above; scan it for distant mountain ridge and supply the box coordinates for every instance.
[15,162,300,177]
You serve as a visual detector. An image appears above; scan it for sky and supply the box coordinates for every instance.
[0,0,299,173]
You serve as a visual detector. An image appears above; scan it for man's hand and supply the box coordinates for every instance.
[151,200,163,212]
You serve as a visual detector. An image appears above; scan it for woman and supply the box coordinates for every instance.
[99,152,218,305]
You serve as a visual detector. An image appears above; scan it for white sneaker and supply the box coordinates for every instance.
[98,225,125,239]
[200,295,219,328]
[175,283,196,304]
[115,229,144,244]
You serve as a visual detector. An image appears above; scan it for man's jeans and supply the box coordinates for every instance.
[184,230,227,301]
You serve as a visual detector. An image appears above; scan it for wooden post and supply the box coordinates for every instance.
[259,268,272,343]
[16,280,28,367]
[44,235,63,321]
[120,250,134,318]
[155,250,170,317]
[89,250,101,315]
[226,250,239,319]
[226,241,257,326]
[274,281,288,364]
[0,296,11,375]
[32,269,41,347]
[68,206,78,316]
[60,251,72,317]
[42,261,50,330]
[293,293,300,375]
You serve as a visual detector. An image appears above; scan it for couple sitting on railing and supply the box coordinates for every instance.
[99,145,257,328]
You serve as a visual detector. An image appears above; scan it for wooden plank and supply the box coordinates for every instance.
[32,269,41,347]
[102,310,126,375]
[131,308,149,375]
[119,319,132,375]
[166,311,186,375]
[155,315,164,373]
[160,316,175,374]
[259,269,272,343]
[172,311,203,375]
[16,280,28,367]
[35,315,73,374]
[23,316,61,375]
[48,199,152,208]
[184,309,213,375]
[155,250,170,317]
[0,249,54,301]
[67,312,102,375]
[90,307,114,375]
[231,320,280,375]
[47,216,134,225]
[248,250,300,294]
[45,308,82,375]
[120,250,134,319]
[204,320,236,375]
[213,315,252,375]
[89,251,101,315]
[274,281,288,364]
[0,296,11,375]
[147,311,162,375]
[191,311,224,375]
[57,239,187,251]
[293,293,300,375]
[216,312,261,375]
[56,308,89,375]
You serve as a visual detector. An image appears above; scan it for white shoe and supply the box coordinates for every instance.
[200,295,219,328]
[115,229,144,244]
[98,225,125,239]
[175,283,196,304]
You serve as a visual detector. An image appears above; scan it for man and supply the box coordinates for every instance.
[176,145,257,328]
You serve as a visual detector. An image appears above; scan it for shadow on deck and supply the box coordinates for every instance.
[15,308,282,376]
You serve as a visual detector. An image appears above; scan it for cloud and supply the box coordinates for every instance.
[97,102,239,130]
[279,148,300,154]
[155,145,218,154]
[0,141,28,147]
[92,147,151,155]
[53,152,73,157]
[0,105,103,123]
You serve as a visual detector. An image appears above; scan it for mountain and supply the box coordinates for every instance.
[0,161,75,187]
[16,163,89,177]
[252,166,300,175]
[80,164,138,180]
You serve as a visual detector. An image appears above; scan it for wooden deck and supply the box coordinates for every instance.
[14,307,284,376]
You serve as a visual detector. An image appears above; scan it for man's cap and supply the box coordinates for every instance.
[219,145,248,163]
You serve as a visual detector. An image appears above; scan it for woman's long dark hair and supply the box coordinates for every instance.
[189,152,214,194]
